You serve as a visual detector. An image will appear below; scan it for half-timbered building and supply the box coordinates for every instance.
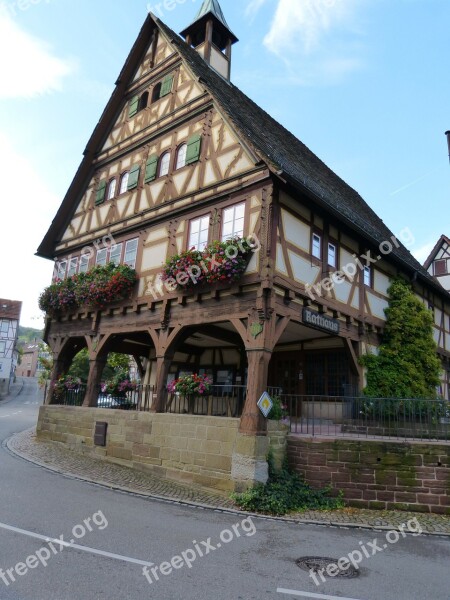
[38,0,450,441]
[0,299,21,396]
[425,235,450,293]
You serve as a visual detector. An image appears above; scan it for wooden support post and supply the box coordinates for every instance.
[83,357,107,407]
[239,349,272,436]
[151,355,173,413]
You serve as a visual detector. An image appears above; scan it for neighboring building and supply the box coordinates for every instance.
[424,235,450,293]
[16,342,45,378]
[0,299,22,396]
[37,0,450,431]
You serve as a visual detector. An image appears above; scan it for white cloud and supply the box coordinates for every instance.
[0,133,56,327]
[412,242,436,265]
[0,14,74,99]
[261,0,365,85]
[245,0,268,19]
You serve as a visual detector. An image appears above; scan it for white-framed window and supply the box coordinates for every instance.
[0,321,8,335]
[175,144,188,170]
[363,265,372,287]
[79,254,90,273]
[119,172,129,195]
[312,233,321,259]
[189,215,210,251]
[0,341,5,353]
[221,202,245,241]
[107,178,117,200]
[56,261,67,280]
[109,243,123,265]
[96,248,108,266]
[328,242,337,268]
[68,257,78,278]
[159,152,171,177]
[124,239,138,268]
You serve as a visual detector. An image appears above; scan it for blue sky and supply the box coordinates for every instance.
[0,0,448,327]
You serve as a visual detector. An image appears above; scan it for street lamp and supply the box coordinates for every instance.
[446,131,450,163]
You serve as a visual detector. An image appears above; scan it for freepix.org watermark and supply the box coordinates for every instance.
[0,511,108,588]
[147,0,198,19]
[0,0,50,19]
[309,517,423,586]
[142,516,256,585]
[305,227,415,302]
[145,233,261,300]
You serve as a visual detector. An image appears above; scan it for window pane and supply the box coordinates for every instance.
[312,234,321,259]
[79,255,89,273]
[234,217,244,238]
[57,261,67,280]
[221,221,233,240]
[176,144,187,170]
[107,179,117,200]
[434,259,447,276]
[223,207,234,224]
[119,172,129,194]
[124,239,138,268]
[189,216,209,250]
[0,321,8,335]
[68,258,78,277]
[109,243,123,265]
[235,203,245,220]
[96,249,107,266]
[159,153,171,177]
[364,266,371,286]
[328,243,336,267]
[0,341,5,353]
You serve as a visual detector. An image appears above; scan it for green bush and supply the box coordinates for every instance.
[231,455,344,516]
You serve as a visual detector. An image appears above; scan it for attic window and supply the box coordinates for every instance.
[434,259,447,276]
[152,74,174,103]
[107,178,117,201]
[128,91,149,118]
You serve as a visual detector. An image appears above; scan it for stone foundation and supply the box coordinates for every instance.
[36,406,288,492]
[288,437,450,514]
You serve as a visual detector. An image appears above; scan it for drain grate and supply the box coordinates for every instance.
[296,556,360,579]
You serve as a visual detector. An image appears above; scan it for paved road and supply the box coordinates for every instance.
[0,378,449,600]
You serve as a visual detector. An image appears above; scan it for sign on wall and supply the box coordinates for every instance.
[302,308,340,335]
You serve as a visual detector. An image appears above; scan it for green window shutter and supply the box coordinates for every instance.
[144,154,159,183]
[128,95,139,117]
[127,164,141,190]
[186,134,202,165]
[95,180,107,206]
[160,74,174,98]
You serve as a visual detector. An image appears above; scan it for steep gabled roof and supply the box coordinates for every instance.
[424,235,450,270]
[37,13,450,302]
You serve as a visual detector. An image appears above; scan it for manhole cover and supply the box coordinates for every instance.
[296,557,360,579]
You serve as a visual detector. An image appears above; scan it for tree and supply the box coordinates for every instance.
[361,278,442,399]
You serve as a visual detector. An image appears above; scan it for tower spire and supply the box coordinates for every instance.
[180,0,238,81]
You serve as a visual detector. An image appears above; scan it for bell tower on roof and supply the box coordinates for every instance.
[180,0,238,81]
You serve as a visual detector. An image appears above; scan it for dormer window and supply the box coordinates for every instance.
[159,152,171,177]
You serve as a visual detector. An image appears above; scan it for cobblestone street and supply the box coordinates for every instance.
[8,429,450,536]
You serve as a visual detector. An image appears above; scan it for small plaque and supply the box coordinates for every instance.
[94,421,108,447]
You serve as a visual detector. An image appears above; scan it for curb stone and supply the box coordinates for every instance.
[6,429,450,536]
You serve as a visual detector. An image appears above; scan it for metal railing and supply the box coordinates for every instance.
[166,385,247,417]
[51,384,156,411]
[282,395,450,442]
